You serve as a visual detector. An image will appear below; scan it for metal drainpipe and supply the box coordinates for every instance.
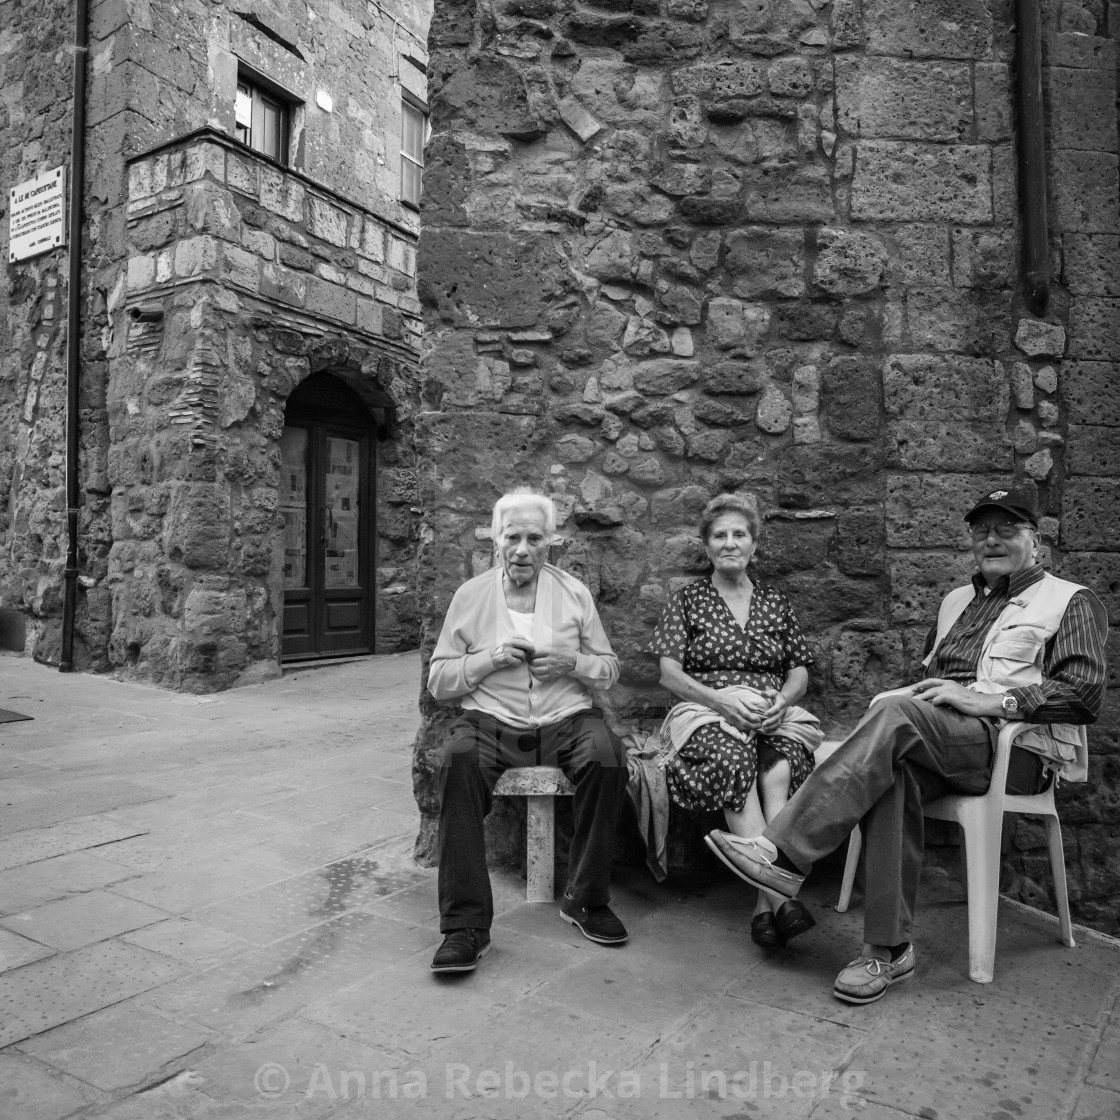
[1016,0,1049,317]
[60,0,89,673]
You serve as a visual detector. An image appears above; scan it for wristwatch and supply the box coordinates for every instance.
[1000,693,1020,717]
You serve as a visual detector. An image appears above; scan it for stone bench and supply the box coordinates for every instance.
[492,766,574,902]
[493,739,848,903]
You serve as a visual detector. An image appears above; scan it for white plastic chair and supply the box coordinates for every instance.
[835,720,1075,984]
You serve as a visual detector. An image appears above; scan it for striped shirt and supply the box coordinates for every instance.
[924,564,1107,724]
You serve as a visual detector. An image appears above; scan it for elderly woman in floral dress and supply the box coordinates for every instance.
[647,492,823,947]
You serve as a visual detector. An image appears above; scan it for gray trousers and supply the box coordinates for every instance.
[764,696,1038,946]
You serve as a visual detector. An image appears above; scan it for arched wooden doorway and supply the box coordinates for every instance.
[280,373,377,660]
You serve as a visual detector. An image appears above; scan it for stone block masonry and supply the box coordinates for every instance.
[413,0,1120,934]
[108,134,424,688]
[2,0,429,687]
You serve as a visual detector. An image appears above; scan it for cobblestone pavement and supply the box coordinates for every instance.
[1,650,1118,1119]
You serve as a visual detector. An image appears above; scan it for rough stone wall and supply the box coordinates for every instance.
[2,0,428,683]
[0,0,94,659]
[413,0,1120,932]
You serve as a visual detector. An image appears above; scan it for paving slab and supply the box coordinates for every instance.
[302,927,591,1059]
[16,1002,215,1091]
[859,984,1097,1117]
[0,776,55,800]
[1,889,170,951]
[185,1016,404,1115]
[615,907,769,994]
[264,751,386,790]
[0,777,164,835]
[609,996,866,1120]
[0,940,186,1047]
[0,926,56,972]
[119,917,255,968]
[1072,1083,1120,1119]
[93,813,294,874]
[1087,1006,1120,1093]
[241,775,413,826]
[406,994,666,1120]
[361,875,442,927]
[0,1051,94,1119]
[0,851,139,916]
[0,752,51,779]
[140,911,434,1040]
[0,816,148,872]
[531,950,707,1032]
[804,1098,907,1120]
[185,851,429,945]
[237,805,419,873]
[108,853,297,913]
[104,784,303,828]
[67,1067,327,1119]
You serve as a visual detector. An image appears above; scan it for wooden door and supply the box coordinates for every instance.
[280,381,375,660]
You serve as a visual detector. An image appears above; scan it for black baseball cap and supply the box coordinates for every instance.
[964,486,1039,527]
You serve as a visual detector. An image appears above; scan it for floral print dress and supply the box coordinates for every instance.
[646,578,816,813]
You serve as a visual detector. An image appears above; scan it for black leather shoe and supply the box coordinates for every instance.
[750,911,784,948]
[774,899,815,942]
[431,928,491,973]
[560,893,628,945]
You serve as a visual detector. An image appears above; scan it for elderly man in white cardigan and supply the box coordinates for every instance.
[428,488,628,974]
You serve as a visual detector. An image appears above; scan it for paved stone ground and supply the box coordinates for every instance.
[1,650,1118,1120]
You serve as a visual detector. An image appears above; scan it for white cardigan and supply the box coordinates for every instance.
[428,564,619,729]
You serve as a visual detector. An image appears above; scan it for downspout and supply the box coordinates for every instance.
[1016,0,1049,317]
[60,0,89,673]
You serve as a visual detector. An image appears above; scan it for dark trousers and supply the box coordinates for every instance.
[437,707,627,932]
[765,696,1044,947]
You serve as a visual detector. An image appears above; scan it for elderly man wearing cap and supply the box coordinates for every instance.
[706,486,1107,1005]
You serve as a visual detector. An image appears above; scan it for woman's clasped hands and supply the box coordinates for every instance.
[714,691,763,733]
[758,688,790,734]
[714,687,789,736]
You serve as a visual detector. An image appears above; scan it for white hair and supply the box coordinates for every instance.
[490,488,557,542]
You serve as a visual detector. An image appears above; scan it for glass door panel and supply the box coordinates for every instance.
[324,436,360,589]
[280,427,309,590]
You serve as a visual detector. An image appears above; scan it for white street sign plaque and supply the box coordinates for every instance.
[9,167,66,263]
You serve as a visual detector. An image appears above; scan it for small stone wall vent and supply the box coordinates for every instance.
[0,609,27,652]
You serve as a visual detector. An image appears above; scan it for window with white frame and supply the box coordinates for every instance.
[235,71,291,163]
[401,96,427,209]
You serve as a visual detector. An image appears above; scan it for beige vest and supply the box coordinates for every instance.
[924,573,1098,782]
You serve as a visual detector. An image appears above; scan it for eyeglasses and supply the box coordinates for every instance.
[968,522,1033,542]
